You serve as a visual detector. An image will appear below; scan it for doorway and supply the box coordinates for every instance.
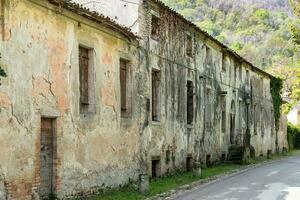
[38,118,56,198]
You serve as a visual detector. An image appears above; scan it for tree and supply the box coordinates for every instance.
[289,0,300,101]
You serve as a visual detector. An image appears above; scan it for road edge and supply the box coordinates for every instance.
[147,156,295,200]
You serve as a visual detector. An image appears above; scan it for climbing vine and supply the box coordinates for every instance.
[270,76,283,131]
[0,67,6,78]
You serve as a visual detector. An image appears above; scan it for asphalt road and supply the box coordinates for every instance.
[173,156,300,200]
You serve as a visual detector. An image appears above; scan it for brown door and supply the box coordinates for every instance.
[38,118,55,199]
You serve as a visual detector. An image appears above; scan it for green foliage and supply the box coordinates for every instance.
[287,123,300,149]
[290,20,300,45]
[270,77,283,131]
[230,42,244,51]
[0,67,6,78]
[163,0,299,102]
[86,163,241,200]
[196,20,222,37]
[253,9,270,21]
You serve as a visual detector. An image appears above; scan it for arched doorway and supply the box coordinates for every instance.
[230,100,236,144]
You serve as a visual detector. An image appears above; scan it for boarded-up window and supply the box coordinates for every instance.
[79,46,89,106]
[120,59,131,117]
[221,95,226,133]
[151,15,159,41]
[152,70,161,122]
[187,81,194,125]
[79,46,95,115]
[186,34,193,57]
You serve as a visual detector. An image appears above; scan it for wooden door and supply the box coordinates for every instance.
[38,118,54,199]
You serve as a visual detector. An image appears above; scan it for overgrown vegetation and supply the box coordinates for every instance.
[0,67,6,81]
[270,77,283,130]
[288,123,300,149]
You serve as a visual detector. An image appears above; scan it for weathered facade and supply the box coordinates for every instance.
[0,0,288,199]
[0,0,140,199]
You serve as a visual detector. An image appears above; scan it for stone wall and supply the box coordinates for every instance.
[0,0,140,199]
[137,0,287,174]
[0,0,288,199]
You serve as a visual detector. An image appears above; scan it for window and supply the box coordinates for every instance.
[151,15,159,40]
[246,70,250,86]
[205,88,212,130]
[79,46,95,114]
[221,95,226,133]
[222,54,226,72]
[206,46,213,77]
[120,59,131,117]
[254,104,258,135]
[239,66,242,81]
[187,81,194,125]
[234,64,237,87]
[186,34,193,57]
[261,107,264,137]
[152,70,161,122]
[260,77,264,96]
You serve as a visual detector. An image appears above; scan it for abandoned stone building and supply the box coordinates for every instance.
[0,0,288,199]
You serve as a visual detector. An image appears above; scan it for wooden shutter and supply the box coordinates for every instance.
[120,60,127,112]
[79,47,89,105]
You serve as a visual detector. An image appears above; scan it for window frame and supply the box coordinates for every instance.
[78,45,95,115]
[120,58,132,118]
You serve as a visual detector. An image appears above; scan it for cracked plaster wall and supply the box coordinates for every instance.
[0,0,140,199]
[0,0,288,199]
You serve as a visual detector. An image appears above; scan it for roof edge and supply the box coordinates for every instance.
[150,0,275,79]
[46,0,138,39]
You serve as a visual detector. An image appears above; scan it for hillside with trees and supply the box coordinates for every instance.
[163,0,300,96]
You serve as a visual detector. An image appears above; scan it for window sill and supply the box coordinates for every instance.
[186,124,193,129]
[152,121,161,126]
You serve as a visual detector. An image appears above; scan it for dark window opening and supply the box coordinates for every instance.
[222,54,226,72]
[221,153,226,162]
[186,34,193,57]
[205,88,212,130]
[120,59,131,117]
[152,159,160,178]
[206,46,213,77]
[239,66,242,80]
[187,81,194,125]
[152,70,161,122]
[221,95,226,133]
[254,104,258,135]
[186,156,193,171]
[206,154,211,168]
[151,15,160,41]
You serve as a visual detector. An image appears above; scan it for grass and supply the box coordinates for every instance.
[79,150,300,200]
[85,163,241,200]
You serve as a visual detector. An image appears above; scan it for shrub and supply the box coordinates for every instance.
[287,123,300,149]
